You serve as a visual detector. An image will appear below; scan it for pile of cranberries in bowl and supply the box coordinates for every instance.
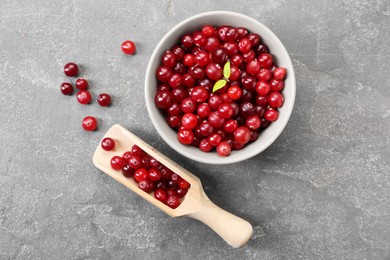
[154,25,287,157]
[102,137,190,209]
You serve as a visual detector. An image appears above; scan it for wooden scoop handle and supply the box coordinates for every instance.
[187,194,253,248]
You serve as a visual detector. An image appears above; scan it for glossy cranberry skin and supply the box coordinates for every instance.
[243,50,256,63]
[203,36,220,52]
[97,93,111,107]
[193,31,205,46]
[166,195,181,209]
[241,76,256,91]
[259,53,273,69]
[195,51,210,67]
[227,85,242,100]
[264,109,279,122]
[171,87,188,103]
[197,103,211,118]
[256,81,271,96]
[61,82,74,95]
[202,25,215,36]
[219,92,232,104]
[156,66,173,82]
[211,47,227,64]
[147,168,161,182]
[178,129,194,145]
[208,133,222,146]
[181,98,196,113]
[75,78,88,90]
[223,119,238,133]
[208,112,225,129]
[171,46,185,61]
[217,25,230,41]
[250,131,260,142]
[239,102,255,118]
[255,95,268,107]
[181,34,193,48]
[182,73,195,88]
[64,62,78,77]
[248,33,261,46]
[101,137,115,151]
[256,43,269,54]
[167,103,180,116]
[162,51,177,68]
[181,113,198,130]
[134,168,148,182]
[208,94,223,110]
[246,115,261,130]
[128,155,143,169]
[237,27,249,39]
[173,62,186,74]
[257,68,272,82]
[254,105,266,118]
[273,67,287,80]
[138,180,154,193]
[155,90,173,109]
[168,73,183,88]
[176,188,188,198]
[77,90,91,105]
[82,116,97,131]
[224,42,239,56]
[246,59,261,75]
[122,164,134,178]
[234,126,251,144]
[131,145,145,158]
[191,86,209,103]
[217,141,231,157]
[218,103,234,119]
[238,38,252,53]
[198,78,212,92]
[154,189,168,203]
[199,121,214,136]
[269,78,285,92]
[231,54,243,67]
[121,40,136,55]
[122,151,133,162]
[268,92,284,108]
[183,54,195,67]
[225,28,238,42]
[199,138,213,152]
[205,63,223,81]
[111,156,125,171]
[189,66,205,80]
[167,115,180,128]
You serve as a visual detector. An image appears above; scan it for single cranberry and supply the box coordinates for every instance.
[131,145,145,158]
[121,40,136,55]
[211,47,227,64]
[254,105,266,118]
[168,73,183,88]
[264,109,279,122]
[255,81,271,96]
[239,102,255,118]
[238,38,252,53]
[171,87,188,103]
[208,111,225,129]
[167,115,181,128]
[208,133,222,146]
[208,94,223,110]
[217,141,232,157]
[205,63,223,81]
[248,33,261,47]
[195,51,211,67]
[75,78,88,90]
[128,155,143,169]
[155,90,173,109]
[228,65,240,81]
[182,73,196,87]
[223,119,238,133]
[241,76,256,91]
[154,189,168,203]
[64,62,78,77]
[269,78,285,92]
[199,121,214,136]
[173,62,186,74]
[236,27,249,39]
[181,113,198,130]
[256,43,269,54]
[77,90,92,105]
[156,66,173,82]
[155,180,168,190]
[231,54,243,67]
[181,98,197,113]
[60,82,74,95]
[138,180,154,193]
[218,103,234,119]
[160,167,173,180]
[82,116,97,131]
[197,103,211,118]
[183,54,195,67]
[162,51,177,68]
[122,151,133,162]
[203,36,220,52]
[261,118,271,129]
[250,131,260,142]
[111,156,125,170]
[199,138,213,152]
[273,67,287,80]
[178,129,194,145]
[257,68,272,82]
[122,163,134,178]
[147,168,161,182]
[225,28,238,42]
[198,78,212,91]
[134,168,148,182]
[191,86,209,103]
[217,25,230,41]
[230,102,239,116]
[149,157,161,168]
[171,46,185,61]
[234,126,251,144]
[227,85,242,100]
[167,103,181,116]
[176,188,188,198]
[255,95,268,106]
[101,137,115,151]
[189,66,205,80]
[224,42,239,57]
[259,53,273,69]
[170,174,181,185]
[166,195,181,209]
[97,93,111,107]
[181,34,193,48]
[241,88,254,102]
[268,92,284,108]
[246,115,261,130]
[193,31,206,46]
[202,25,215,36]
[243,50,256,63]
[246,59,261,75]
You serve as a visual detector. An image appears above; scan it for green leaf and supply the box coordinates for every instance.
[223,61,231,79]
[212,79,227,93]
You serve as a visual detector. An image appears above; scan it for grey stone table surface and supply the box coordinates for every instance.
[1,0,390,259]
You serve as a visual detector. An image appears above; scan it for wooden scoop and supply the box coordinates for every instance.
[92,124,253,248]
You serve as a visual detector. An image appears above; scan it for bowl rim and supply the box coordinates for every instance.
[145,11,296,164]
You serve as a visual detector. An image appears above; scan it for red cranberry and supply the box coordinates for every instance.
[225,28,238,42]
[178,129,194,145]
[82,116,97,131]
[239,102,255,118]
[176,188,188,198]
[218,103,234,119]
[182,73,196,87]
[205,63,223,81]
[217,25,230,41]
[131,145,145,158]
[211,47,228,64]
[77,90,92,105]
[97,93,111,107]
[227,85,242,100]
[234,126,251,144]
[155,180,168,190]
[167,103,181,116]
[128,155,143,169]
[111,156,125,170]
[181,98,196,113]
[243,50,256,63]
[138,180,154,193]
[208,94,223,110]
[101,137,115,151]
[166,195,181,209]
[195,51,211,67]
[208,133,222,146]
[223,119,238,133]
[155,90,173,109]
[134,168,148,182]
[241,88,254,102]
[167,115,179,129]
[173,62,186,75]
[231,54,243,67]
[250,131,260,142]
[257,68,272,82]
[274,67,287,80]
[254,105,266,118]
[261,118,271,129]
[246,59,261,75]
[256,43,269,54]
[199,121,214,136]
[183,54,195,67]
[241,76,256,91]
[191,86,209,103]
[269,78,285,92]
[248,33,261,47]
[122,164,134,178]
[237,27,249,39]
[264,109,279,122]
[246,115,261,130]
[203,36,220,52]
[199,138,213,152]
[181,113,198,130]
[168,73,183,88]
[238,38,252,53]
[75,78,88,90]
[154,189,168,203]
[121,40,136,55]
[147,168,161,182]
[208,111,225,129]
[230,102,239,116]
[149,157,161,168]
[156,66,173,82]
[189,66,205,79]
[202,25,215,36]
[224,42,239,56]
[216,141,231,157]
[255,95,268,106]
[193,31,206,46]
[197,103,211,118]
[259,53,273,69]
[171,87,188,103]
[171,46,185,61]
[181,34,193,48]
[64,62,78,77]
[60,82,74,95]
[123,151,133,162]
[255,81,271,96]
[268,92,284,108]
[162,51,177,68]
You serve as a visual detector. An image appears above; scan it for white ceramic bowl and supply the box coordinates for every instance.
[145,11,296,164]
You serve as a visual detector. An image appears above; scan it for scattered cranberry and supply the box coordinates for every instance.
[61,82,74,95]
[121,40,136,55]
[101,137,115,151]
[64,62,79,77]
[97,93,111,107]
[76,78,88,90]
[82,116,97,131]
[77,90,92,105]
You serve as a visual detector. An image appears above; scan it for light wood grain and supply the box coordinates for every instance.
[92,124,253,248]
